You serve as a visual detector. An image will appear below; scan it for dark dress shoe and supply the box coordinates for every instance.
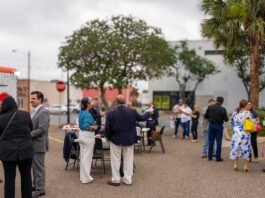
[0,179,2,183]
[262,168,265,172]
[32,186,36,191]
[107,181,120,186]
[208,158,212,161]
[32,190,45,197]
[216,158,224,162]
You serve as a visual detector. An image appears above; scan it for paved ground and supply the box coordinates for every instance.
[1,125,265,198]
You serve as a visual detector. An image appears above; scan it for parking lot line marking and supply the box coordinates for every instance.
[49,136,64,144]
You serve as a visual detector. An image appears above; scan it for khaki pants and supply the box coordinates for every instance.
[110,143,134,184]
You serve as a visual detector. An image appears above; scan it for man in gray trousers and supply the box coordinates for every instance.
[30,91,50,197]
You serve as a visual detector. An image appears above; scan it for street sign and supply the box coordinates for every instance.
[56,81,65,92]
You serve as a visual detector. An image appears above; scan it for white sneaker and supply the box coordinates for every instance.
[252,158,259,163]
[191,140,198,143]
[172,135,177,138]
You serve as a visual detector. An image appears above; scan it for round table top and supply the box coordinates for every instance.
[141,128,150,132]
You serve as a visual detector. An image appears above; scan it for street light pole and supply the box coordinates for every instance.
[67,67,70,124]
[12,49,31,112]
[27,51,31,112]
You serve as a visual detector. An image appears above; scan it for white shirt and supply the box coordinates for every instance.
[180,106,192,123]
[172,104,182,118]
[31,104,43,118]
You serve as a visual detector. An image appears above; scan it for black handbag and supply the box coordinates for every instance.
[0,111,17,142]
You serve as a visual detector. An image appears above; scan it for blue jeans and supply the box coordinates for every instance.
[202,127,216,156]
[208,124,223,160]
[182,120,190,138]
[174,118,182,135]
[191,120,198,140]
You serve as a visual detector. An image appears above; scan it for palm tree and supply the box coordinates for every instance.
[201,0,265,109]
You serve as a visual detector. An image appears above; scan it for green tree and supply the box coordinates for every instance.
[58,15,175,109]
[224,45,265,99]
[201,0,265,108]
[172,41,219,101]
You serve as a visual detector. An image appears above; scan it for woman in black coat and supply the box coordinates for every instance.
[0,96,34,198]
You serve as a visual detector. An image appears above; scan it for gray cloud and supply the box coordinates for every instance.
[0,0,205,81]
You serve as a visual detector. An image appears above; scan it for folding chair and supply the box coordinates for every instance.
[93,138,106,174]
[64,132,80,171]
[148,126,166,154]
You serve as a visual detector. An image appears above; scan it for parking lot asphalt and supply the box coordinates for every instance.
[1,125,265,198]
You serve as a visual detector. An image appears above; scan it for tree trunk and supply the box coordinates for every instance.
[179,85,185,100]
[99,84,109,111]
[249,36,260,109]
[242,79,250,100]
[187,81,200,102]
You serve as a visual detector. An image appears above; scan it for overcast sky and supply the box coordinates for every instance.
[0,0,205,88]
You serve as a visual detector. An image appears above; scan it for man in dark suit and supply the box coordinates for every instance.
[105,95,151,186]
[146,102,159,145]
[204,96,229,162]
[89,98,104,134]
[30,91,50,197]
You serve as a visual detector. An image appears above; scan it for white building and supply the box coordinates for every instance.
[148,40,265,113]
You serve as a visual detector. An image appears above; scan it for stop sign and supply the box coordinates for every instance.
[56,81,65,92]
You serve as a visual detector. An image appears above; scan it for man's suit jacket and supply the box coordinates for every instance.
[89,106,101,126]
[31,106,50,153]
[105,105,150,146]
[146,106,159,127]
[152,106,159,125]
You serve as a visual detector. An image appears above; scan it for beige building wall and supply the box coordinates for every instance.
[18,80,83,111]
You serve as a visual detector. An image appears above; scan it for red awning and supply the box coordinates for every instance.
[0,66,16,74]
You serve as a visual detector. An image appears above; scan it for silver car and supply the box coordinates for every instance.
[48,104,67,114]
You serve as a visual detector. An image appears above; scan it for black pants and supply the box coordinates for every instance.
[2,158,32,198]
[250,132,258,158]
[174,118,182,136]
[146,120,156,145]
[191,120,198,140]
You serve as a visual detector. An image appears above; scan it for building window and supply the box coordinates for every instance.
[204,50,224,55]
[153,91,195,110]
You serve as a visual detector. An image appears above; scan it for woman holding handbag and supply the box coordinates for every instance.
[246,101,260,162]
[0,96,33,198]
[230,99,255,172]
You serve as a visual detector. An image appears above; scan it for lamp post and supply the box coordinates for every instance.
[12,50,31,112]
[67,67,70,124]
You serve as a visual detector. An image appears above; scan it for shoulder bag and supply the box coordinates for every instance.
[243,111,256,133]
[0,111,17,142]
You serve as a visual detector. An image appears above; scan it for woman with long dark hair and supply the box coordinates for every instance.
[0,96,33,198]
[78,97,97,184]
[246,101,259,162]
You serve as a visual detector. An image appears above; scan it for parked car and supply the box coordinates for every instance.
[48,104,67,114]
[68,103,80,113]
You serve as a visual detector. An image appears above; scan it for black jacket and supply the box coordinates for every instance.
[105,105,150,146]
[0,96,33,161]
[89,106,101,126]
[204,104,229,125]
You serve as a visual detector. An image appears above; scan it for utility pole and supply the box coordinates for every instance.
[27,51,31,112]
[67,68,70,124]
